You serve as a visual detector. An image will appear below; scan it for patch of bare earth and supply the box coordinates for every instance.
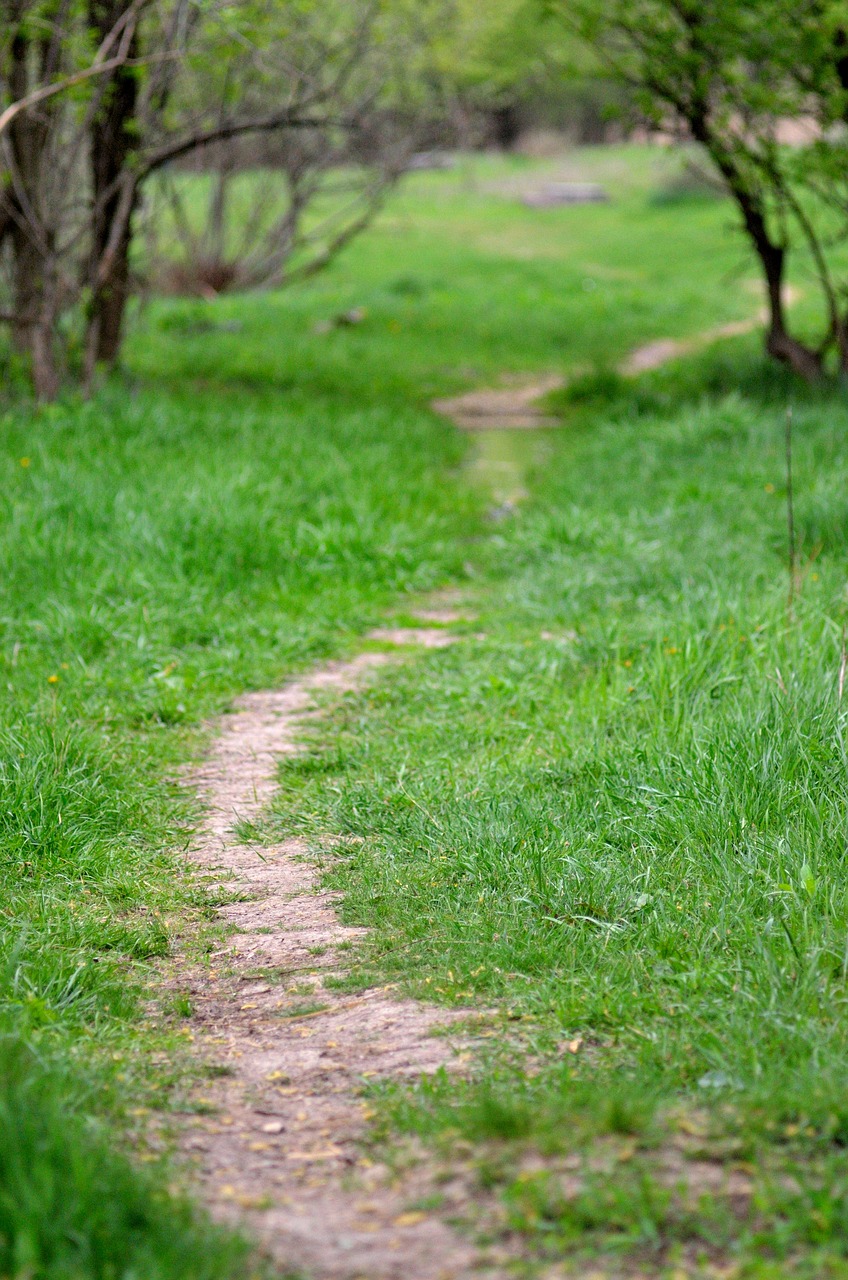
[171,610,754,1278]
[435,287,800,430]
[433,376,564,430]
[177,626,513,1280]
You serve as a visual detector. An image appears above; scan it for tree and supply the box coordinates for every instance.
[0,1,146,395]
[561,0,848,380]
[429,0,614,145]
[0,0,441,397]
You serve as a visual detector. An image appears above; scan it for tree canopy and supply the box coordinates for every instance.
[560,0,848,378]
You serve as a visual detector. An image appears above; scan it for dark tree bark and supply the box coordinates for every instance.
[5,23,61,397]
[687,108,823,381]
[738,194,823,381]
[87,0,138,368]
[491,103,521,150]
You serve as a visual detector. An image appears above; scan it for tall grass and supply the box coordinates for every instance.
[0,354,472,1272]
[272,349,848,1269]
[0,1039,256,1280]
[0,145,821,1273]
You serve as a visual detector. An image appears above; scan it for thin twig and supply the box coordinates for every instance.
[785,405,797,613]
[0,0,148,139]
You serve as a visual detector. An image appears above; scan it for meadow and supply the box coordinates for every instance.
[2,145,844,1276]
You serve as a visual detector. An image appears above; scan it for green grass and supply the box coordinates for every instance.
[2,144,841,1276]
[249,161,848,1273]
[0,381,470,1271]
[0,1038,257,1280]
[273,357,848,1274]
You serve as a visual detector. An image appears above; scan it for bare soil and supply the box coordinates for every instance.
[170,564,756,1279]
[435,291,798,430]
[177,626,511,1280]
[617,313,771,375]
[432,376,564,431]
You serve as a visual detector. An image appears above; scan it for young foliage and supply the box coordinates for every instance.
[561,0,848,379]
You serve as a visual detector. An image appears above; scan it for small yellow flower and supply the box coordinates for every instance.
[764,482,775,493]
[19,457,30,468]
[47,674,59,684]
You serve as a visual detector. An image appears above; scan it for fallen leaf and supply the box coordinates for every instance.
[677,1116,708,1137]
[287,1147,343,1162]
[393,1211,426,1227]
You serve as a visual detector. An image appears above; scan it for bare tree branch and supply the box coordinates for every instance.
[0,0,147,139]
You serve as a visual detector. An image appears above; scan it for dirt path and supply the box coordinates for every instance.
[617,312,769,375]
[432,374,565,430]
[435,295,791,430]
[178,628,507,1280]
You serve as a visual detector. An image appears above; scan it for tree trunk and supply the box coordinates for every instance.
[11,225,43,354]
[684,95,823,381]
[0,182,17,246]
[30,313,60,401]
[89,206,134,367]
[757,237,823,381]
[710,143,823,381]
[5,27,59,395]
[11,220,60,398]
[208,162,230,262]
[87,0,138,368]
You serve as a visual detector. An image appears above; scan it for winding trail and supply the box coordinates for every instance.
[173,296,782,1273]
[434,296,792,431]
[178,627,506,1280]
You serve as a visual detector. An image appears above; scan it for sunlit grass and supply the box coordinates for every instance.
[2,144,837,1274]
[268,334,848,1270]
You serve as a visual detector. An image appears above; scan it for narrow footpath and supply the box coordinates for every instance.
[178,626,508,1280]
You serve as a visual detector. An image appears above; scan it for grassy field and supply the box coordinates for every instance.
[2,144,843,1276]
[276,356,848,1275]
[264,156,848,1276]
